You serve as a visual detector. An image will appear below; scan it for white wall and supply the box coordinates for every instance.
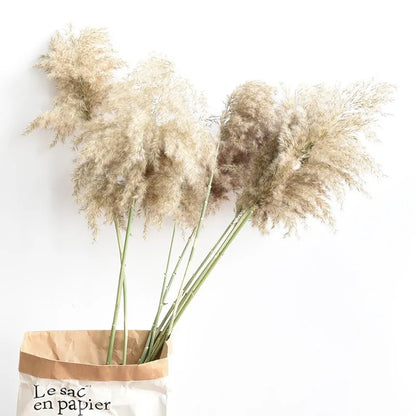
[1,0,415,414]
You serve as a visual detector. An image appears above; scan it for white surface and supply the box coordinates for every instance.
[1,1,415,415]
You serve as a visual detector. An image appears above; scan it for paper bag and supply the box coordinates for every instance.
[16,330,168,416]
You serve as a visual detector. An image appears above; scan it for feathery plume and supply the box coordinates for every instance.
[25,26,124,144]
[212,82,279,202]
[72,56,217,234]
[219,81,394,233]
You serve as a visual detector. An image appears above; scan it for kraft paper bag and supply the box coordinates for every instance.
[16,330,169,416]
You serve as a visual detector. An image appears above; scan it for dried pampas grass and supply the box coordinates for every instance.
[73,56,218,234]
[26,26,124,145]
[25,26,394,365]
[27,28,218,234]
[218,80,394,233]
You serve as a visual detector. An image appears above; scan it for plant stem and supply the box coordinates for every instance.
[162,228,196,308]
[114,220,128,365]
[138,224,176,364]
[146,209,252,362]
[177,213,242,304]
[167,139,220,338]
[138,227,195,365]
[152,213,240,338]
[106,203,135,365]
[173,210,252,327]
[154,228,196,333]
[138,329,152,366]
[145,213,242,362]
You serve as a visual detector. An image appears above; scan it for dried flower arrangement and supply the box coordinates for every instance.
[26,26,393,366]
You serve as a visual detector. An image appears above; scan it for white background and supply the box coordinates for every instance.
[1,0,415,415]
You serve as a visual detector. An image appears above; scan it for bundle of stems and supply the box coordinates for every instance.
[141,209,252,363]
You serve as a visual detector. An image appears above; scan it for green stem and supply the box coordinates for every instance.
[114,220,128,366]
[138,227,195,365]
[155,214,241,336]
[122,280,128,365]
[106,203,135,365]
[162,228,196,307]
[176,213,242,304]
[147,209,252,362]
[138,329,152,366]
[154,228,196,333]
[167,139,220,338]
[145,213,242,362]
[138,224,176,364]
[173,210,252,327]
[152,223,176,341]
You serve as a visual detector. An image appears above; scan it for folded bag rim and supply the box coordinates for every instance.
[19,330,169,382]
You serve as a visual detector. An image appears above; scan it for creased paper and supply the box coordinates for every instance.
[16,330,169,416]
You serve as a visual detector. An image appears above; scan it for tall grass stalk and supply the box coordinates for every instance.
[106,203,135,365]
